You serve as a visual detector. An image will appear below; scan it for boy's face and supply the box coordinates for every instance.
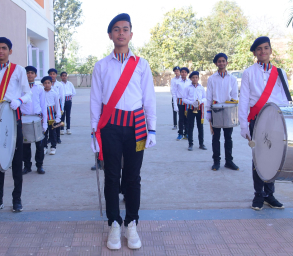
[216,57,228,70]
[191,75,199,84]
[61,73,67,82]
[108,21,133,48]
[174,69,180,77]
[180,70,188,79]
[0,43,12,63]
[43,80,52,90]
[253,42,272,63]
[49,72,57,82]
[26,71,37,83]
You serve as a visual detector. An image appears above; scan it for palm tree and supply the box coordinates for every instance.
[287,0,293,27]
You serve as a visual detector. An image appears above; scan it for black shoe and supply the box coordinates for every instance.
[188,145,193,151]
[224,161,239,170]
[57,138,62,144]
[22,167,32,175]
[212,162,220,171]
[199,145,207,150]
[37,167,45,174]
[91,165,96,171]
[0,198,3,210]
[264,195,284,209]
[12,199,23,212]
[252,194,264,211]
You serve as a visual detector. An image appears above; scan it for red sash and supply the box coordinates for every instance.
[0,63,17,100]
[247,66,278,122]
[95,56,140,161]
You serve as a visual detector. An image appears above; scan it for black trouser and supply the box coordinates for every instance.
[61,100,72,130]
[23,140,44,168]
[101,123,144,227]
[178,104,188,136]
[56,127,61,140]
[44,124,57,149]
[249,119,274,196]
[187,109,204,146]
[212,127,233,163]
[0,120,23,202]
[171,99,177,126]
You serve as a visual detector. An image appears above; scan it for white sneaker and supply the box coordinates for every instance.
[49,148,56,155]
[44,148,48,155]
[107,221,121,250]
[67,129,71,135]
[0,203,4,209]
[125,220,142,249]
[60,130,65,135]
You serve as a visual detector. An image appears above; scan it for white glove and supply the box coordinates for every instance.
[55,117,61,123]
[42,123,48,133]
[241,127,251,140]
[192,101,198,107]
[206,112,211,122]
[173,104,179,112]
[10,99,22,110]
[91,135,100,153]
[145,133,156,149]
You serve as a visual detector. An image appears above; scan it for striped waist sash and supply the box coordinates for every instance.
[177,98,185,105]
[65,95,72,101]
[47,106,55,121]
[15,107,21,121]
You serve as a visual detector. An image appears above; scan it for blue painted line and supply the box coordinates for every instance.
[1,208,293,222]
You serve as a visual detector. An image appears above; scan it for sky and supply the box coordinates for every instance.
[73,0,292,59]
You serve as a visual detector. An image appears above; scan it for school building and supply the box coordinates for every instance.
[0,0,54,79]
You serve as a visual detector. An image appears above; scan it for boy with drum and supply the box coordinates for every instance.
[239,36,289,210]
[183,71,207,151]
[90,13,156,250]
[171,67,190,140]
[206,53,239,171]
[42,76,61,155]
[48,68,64,144]
[170,66,180,130]
[0,37,32,212]
[21,66,47,175]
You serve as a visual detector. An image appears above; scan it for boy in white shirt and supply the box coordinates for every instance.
[170,66,180,130]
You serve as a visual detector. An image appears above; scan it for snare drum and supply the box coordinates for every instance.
[211,103,239,128]
[253,103,293,182]
[0,102,17,172]
[22,115,44,143]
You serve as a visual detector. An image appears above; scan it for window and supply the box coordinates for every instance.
[28,45,44,79]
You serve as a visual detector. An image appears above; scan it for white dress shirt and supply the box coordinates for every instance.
[239,63,289,129]
[171,78,191,102]
[90,49,156,131]
[1,64,31,103]
[183,84,206,105]
[21,84,47,125]
[206,72,238,111]
[61,80,76,96]
[170,76,181,94]
[44,89,61,123]
[52,80,65,108]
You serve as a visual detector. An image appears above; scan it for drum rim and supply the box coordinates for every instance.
[0,102,17,173]
[22,115,42,124]
[252,102,288,182]
[212,103,238,108]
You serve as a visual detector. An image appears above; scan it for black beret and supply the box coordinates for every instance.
[41,76,52,84]
[189,71,199,79]
[213,53,228,64]
[250,36,270,52]
[25,66,37,74]
[48,68,58,74]
[0,37,12,50]
[60,71,67,76]
[108,13,131,33]
[173,66,180,72]
[180,67,189,74]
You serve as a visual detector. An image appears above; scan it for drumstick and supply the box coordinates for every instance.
[209,121,214,135]
[246,135,255,148]
[92,129,103,217]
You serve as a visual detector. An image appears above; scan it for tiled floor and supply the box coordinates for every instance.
[1,219,293,255]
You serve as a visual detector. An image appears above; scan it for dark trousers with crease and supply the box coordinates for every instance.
[61,100,72,130]
[0,121,23,202]
[187,109,204,146]
[23,140,44,168]
[171,99,177,126]
[178,104,188,136]
[101,123,144,227]
[212,127,233,163]
[44,124,57,149]
[249,119,274,196]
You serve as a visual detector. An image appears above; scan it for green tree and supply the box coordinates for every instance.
[77,55,98,86]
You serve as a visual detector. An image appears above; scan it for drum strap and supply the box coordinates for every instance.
[0,63,17,101]
[277,68,292,101]
[248,66,278,122]
[95,56,140,161]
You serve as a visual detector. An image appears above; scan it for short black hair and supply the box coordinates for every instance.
[60,72,67,76]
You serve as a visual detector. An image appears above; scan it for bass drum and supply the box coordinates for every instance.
[252,103,293,182]
[0,102,17,172]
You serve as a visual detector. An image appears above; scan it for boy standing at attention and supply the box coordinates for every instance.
[170,66,180,130]
[90,13,156,250]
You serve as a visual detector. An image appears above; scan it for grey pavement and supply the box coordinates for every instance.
[2,88,293,213]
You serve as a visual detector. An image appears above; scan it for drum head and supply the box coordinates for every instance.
[22,115,41,123]
[0,102,17,172]
[212,103,238,108]
[252,103,287,182]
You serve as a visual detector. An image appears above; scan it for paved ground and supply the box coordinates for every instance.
[1,88,293,255]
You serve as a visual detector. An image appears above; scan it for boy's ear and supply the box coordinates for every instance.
[108,32,113,40]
